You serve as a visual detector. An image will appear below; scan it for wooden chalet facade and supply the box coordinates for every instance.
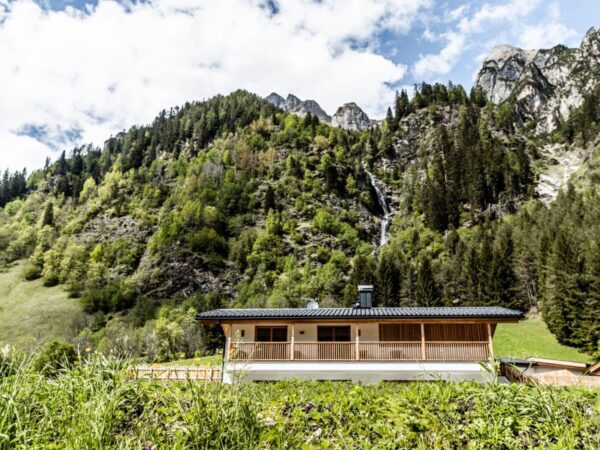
[196,286,523,383]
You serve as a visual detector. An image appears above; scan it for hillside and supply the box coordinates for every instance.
[0,31,598,361]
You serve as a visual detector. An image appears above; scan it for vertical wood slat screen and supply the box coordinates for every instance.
[424,324,487,341]
[379,324,421,341]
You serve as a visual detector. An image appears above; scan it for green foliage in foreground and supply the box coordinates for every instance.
[495,317,594,363]
[1,355,598,449]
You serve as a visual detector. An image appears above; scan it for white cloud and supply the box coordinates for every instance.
[413,0,543,79]
[413,31,464,78]
[518,2,578,49]
[0,0,431,171]
[446,4,468,22]
[457,0,540,34]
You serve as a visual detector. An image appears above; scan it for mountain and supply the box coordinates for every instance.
[264,93,373,130]
[265,93,331,123]
[330,102,373,131]
[0,34,599,360]
[475,27,600,132]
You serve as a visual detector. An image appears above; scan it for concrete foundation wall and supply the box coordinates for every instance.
[222,361,492,384]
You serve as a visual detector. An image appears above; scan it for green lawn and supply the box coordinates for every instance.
[159,353,223,367]
[494,317,593,363]
[0,260,82,347]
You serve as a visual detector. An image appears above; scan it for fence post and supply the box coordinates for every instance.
[420,323,426,360]
[487,323,494,359]
[291,323,295,360]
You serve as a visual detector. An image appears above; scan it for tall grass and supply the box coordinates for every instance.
[1,355,599,449]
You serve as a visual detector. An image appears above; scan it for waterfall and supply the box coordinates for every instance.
[365,169,391,247]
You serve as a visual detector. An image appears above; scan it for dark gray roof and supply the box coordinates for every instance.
[499,357,535,366]
[196,306,523,321]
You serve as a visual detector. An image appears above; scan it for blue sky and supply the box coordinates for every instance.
[0,0,598,171]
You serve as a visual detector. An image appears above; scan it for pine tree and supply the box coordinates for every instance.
[375,251,401,306]
[386,107,398,133]
[415,254,439,306]
[42,201,54,227]
[462,244,480,305]
[490,224,519,308]
[580,244,600,353]
[394,89,411,121]
[478,234,494,304]
[542,227,584,346]
[422,153,448,231]
[264,185,276,214]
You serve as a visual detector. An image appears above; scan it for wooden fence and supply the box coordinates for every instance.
[128,365,222,382]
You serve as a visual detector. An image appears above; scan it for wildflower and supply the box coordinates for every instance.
[85,347,91,353]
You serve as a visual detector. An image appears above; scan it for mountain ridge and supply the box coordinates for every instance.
[264,92,372,130]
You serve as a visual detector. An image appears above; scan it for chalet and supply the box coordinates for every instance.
[196,286,524,383]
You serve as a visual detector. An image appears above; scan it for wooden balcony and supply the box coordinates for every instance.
[228,341,491,362]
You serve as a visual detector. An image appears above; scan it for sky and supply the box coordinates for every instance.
[0,0,598,172]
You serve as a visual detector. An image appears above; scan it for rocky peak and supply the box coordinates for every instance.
[580,26,600,56]
[474,28,600,132]
[330,102,372,131]
[265,92,284,108]
[265,92,331,123]
[475,45,538,104]
[283,94,302,111]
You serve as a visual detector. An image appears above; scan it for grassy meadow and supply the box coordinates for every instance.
[0,261,82,347]
[1,355,599,449]
[494,317,594,363]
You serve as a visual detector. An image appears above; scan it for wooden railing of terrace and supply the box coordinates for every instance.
[228,341,490,362]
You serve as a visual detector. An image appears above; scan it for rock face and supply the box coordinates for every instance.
[265,93,373,130]
[265,93,331,123]
[475,27,600,132]
[265,92,284,108]
[535,144,591,202]
[330,102,372,131]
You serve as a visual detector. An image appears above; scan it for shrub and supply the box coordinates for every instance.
[22,263,42,281]
[34,341,77,376]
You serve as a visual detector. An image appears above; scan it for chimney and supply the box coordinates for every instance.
[357,285,373,308]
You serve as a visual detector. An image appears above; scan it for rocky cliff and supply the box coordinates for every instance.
[475,27,600,132]
[330,102,372,131]
[265,93,331,123]
[265,93,372,130]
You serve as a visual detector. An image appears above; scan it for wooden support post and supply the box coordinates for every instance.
[420,323,426,360]
[355,326,360,360]
[291,323,295,360]
[487,323,494,360]
[223,324,231,362]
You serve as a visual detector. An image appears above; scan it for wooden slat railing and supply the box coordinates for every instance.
[425,342,489,361]
[359,342,422,360]
[229,342,290,361]
[294,343,355,360]
[229,341,491,361]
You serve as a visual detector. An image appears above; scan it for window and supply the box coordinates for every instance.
[255,326,288,342]
[317,326,351,342]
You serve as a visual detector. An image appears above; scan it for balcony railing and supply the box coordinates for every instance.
[228,341,490,362]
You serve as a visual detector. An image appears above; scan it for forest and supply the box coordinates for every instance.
[0,82,598,361]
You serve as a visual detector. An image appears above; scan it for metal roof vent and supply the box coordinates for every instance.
[306,299,319,309]
[358,285,373,308]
